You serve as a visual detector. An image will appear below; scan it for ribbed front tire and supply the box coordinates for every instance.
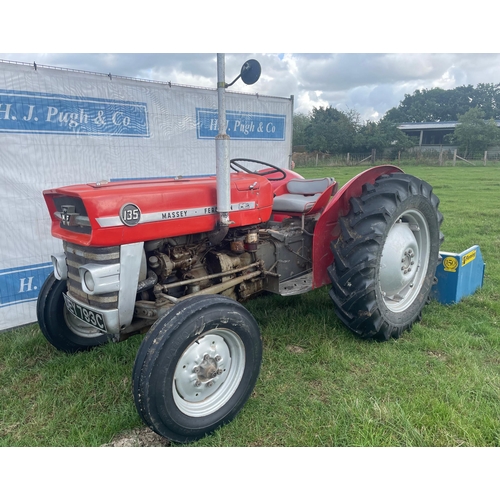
[36,272,110,353]
[133,295,262,443]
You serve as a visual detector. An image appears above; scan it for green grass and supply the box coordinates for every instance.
[1,165,499,447]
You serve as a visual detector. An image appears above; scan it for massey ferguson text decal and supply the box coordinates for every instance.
[0,89,149,137]
[97,203,256,228]
[196,108,285,141]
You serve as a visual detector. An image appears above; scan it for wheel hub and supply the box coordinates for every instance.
[172,329,245,417]
[193,353,223,383]
[379,211,431,313]
[401,248,415,274]
[174,334,229,402]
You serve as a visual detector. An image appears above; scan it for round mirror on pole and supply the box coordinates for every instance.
[240,59,261,85]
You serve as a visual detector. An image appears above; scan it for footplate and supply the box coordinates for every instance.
[279,272,312,296]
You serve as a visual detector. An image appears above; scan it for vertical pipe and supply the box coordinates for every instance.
[289,94,294,169]
[215,54,231,226]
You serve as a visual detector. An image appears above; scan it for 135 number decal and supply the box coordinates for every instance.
[120,203,141,226]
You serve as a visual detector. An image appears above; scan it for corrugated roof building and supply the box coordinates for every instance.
[398,121,500,154]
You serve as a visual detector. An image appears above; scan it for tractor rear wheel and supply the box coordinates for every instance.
[328,173,444,340]
[132,295,262,443]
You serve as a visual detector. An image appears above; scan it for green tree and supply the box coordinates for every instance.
[450,107,500,156]
[292,112,311,147]
[303,106,357,154]
[384,84,500,123]
[354,119,417,152]
[384,88,452,122]
[471,83,500,119]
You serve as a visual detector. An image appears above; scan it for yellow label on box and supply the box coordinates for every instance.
[462,249,477,267]
[443,256,459,272]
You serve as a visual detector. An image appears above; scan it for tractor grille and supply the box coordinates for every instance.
[64,241,120,310]
[54,196,91,235]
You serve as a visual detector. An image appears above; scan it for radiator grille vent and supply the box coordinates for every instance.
[64,241,120,310]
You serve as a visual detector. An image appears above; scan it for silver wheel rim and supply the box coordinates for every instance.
[173,329,245,417]
[63,307,103,339]
[379,209,431,313]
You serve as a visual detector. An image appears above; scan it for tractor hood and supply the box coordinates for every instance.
[43,174,273,247]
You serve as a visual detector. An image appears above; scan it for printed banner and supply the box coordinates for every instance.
[0,263,53,309]
[0,89,149,137]
[196,108,286,140]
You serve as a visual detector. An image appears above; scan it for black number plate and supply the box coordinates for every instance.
[63,293,107,332]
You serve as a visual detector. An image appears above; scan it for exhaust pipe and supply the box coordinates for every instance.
[215,53,231,229]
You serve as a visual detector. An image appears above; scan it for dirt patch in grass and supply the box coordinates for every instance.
[427,350,447,361]
[102,427,170,447]
[286,345,305,354]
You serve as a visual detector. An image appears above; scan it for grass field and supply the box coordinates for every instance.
[1,165,499,447]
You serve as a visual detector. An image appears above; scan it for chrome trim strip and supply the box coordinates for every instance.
[95,202,256,228]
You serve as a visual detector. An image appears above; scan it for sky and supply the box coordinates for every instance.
[3,52,500,124]
[1,5,498,125]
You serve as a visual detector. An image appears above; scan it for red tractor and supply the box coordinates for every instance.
[37,56,443,443]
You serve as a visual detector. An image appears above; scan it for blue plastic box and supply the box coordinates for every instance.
[430,245,485,305]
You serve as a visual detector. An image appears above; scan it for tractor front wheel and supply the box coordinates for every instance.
[132,295,262,443]
[36,272,110,353]
[328,173,444,340]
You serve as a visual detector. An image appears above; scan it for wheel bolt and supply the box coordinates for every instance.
[215,355,221,362]
[203,354,210,361]
[193,366,200,373]
[217,368,223,375]
[194,380,201,387]
[207,381,214,387]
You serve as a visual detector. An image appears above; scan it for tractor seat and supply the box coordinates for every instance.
[272,177,335,213]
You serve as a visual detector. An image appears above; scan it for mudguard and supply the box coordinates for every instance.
[312,165,403,289]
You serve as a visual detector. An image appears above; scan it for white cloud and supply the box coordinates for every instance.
[2,52,500,122]
[295,91,329,114]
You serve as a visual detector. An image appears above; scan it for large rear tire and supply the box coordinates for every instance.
[133,295,262,443]
[328,173,444,340]
[36,272,110,353]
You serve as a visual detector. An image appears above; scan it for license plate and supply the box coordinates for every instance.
[63,293,107,332]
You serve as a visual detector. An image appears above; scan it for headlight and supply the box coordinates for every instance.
[51,253,68,280]
[79,263,120,295]
[83,270,95,292]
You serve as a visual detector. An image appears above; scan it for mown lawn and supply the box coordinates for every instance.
[1,165,499,447]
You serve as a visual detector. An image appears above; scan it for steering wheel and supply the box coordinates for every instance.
[230,158,287,181]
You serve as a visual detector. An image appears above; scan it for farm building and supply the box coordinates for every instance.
[398,121,500,155]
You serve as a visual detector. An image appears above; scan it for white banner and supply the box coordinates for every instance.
[0,61,293,331]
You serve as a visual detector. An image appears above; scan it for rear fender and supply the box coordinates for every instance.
[312,165,403,289]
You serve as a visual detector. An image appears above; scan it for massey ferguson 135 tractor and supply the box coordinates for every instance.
[37,55,443,443]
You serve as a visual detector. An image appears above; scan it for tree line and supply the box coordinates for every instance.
[293,83,500,157]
